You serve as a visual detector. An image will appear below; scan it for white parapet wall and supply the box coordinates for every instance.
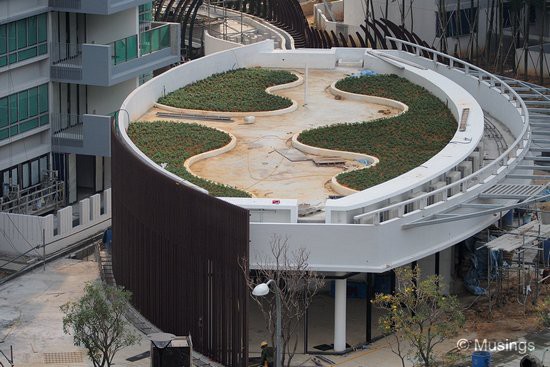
[118,42,529,272]
[0,188,112,257]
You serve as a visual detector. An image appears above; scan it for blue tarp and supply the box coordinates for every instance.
[351,70,378,78]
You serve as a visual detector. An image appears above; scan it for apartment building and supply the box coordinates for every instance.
[0,0,180,215]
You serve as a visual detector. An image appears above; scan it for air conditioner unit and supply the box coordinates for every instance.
[446,171,461,197]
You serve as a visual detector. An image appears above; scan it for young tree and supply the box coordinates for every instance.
[373,266,465,367]
[61,281,140,367]
[242,235,324,367]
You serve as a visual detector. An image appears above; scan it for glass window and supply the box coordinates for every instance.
[22,162,29,188]
[40,114,49,126]
[0,83,48,139]
[40,156,48,174]
[37,14,47,43]
[20,118,38,133]
[37,43,47,55]
[18,47,37,61]
[7,23,16,52]
[18,90,28,120]
[0,97,7,127]
[0,56,6,67]
[2,171,8,193]
[8,95,17,124]
[0,24,6,55]
[28,87,38,117]
[16,19,27,49]
[10,167,17,185]
[27,17,37,46]
[38,84,48,113]
[31,159,39,185]
[8,53,16,64]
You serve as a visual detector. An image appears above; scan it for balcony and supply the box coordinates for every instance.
[1,172,65,215]
[51,113,112,156]
[50,22,181,86]
[49,0,152,15]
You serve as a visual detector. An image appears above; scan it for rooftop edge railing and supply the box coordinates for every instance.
[351,37,530,225]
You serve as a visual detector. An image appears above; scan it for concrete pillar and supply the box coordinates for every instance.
[334,278,347,352]
[80,198,90,226]
[103,188,112,215]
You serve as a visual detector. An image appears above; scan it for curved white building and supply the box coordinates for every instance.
[114,33,549,355]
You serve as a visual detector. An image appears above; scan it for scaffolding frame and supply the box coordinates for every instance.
[478,208,550,319]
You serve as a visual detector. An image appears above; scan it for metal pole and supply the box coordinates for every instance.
[275,286,282,367]
[304,63,309,106]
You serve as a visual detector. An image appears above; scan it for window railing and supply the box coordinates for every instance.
[50,42,82,65]
[139,23,171,58]
[111,35,138,65]
[50,113,83,147]
[110,23,171,65]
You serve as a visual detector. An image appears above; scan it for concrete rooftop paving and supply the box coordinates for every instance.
[140,68,398,205]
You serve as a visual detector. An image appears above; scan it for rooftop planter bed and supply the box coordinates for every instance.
[298,74,456,191]
[157,68,298,112]
[128,121,250,197]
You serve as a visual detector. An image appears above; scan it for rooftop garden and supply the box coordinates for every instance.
[298,74,456,191]
[128,121,250,197]
[157,68,298,112]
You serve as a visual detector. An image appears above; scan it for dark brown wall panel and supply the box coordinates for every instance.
[111,128,249,367]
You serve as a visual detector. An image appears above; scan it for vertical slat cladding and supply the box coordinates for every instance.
[111,128,249,367]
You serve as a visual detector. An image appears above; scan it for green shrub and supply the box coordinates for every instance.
[298,74,456,190]
[128,121,250,197]
[158,68,298,112]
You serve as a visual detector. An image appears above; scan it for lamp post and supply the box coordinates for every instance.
[148,332,176,367]
[253,279,282,367]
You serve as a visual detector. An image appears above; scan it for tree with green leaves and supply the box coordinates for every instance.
[373,266,465,367]
[61,281,140,367]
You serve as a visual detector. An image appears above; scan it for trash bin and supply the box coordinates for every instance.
[472,351,491,367]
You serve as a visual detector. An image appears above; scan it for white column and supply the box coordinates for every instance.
[334,278,347,352]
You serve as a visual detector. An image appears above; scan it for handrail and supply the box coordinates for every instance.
[352,37,530,223]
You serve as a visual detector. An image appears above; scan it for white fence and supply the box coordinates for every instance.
[0,188,112,256]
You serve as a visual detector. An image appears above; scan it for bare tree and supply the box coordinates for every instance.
[241,235,325,367]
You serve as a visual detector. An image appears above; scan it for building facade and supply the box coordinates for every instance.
[0,0,180,214]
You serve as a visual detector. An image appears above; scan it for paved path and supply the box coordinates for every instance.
[0,257,152,367]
